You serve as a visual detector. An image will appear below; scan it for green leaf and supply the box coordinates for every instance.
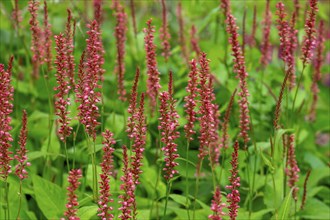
[299,198,330,219]
[271,188,293,220]
[33,175,66,219]
[169,194,190,208]
[77,205,98,219]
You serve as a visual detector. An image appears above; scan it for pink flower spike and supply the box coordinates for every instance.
[144,19,161,114]
[98,130,115,220]
[0,57,14,180]
[15,110,30,180]
[63,169,82,220]
[301,0,318,66]
[226,141,240,220]
[12,0,22,30]
[159,72,180,180]
[118,145,135,220]
[113,1,128,101]
[94,0,103,25]
[28,0,43,79]
[208,186,226,220]
[190,25,201,56]
[54,33,72,142]
[285,134,300,201]
[184,59,198,141]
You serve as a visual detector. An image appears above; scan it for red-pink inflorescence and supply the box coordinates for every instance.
[225,13,250,144]
[118,145,135,220]
[76,20,104,141]
[197,53,220,166]
[43,0,52,71]
[63,169,82,220]
[144,19,161,114]
[159,72,180,180]
[226,141,240,220]
[190,25,201,56]
[94,0,103,25]
[160,0,171,61]
[126,68,140,139]
[301,0,318,66]
[28,0,43,78]
[15,110,31,180]
[276,2,298,89]
[260,0,272,66]
[54,33,72,142]
[309,20,325,121]
[113,1,128,101]
[65,9,76,89]
[98,130,116,220]
[285,134,300,201]
[184,59,199,141]
[0,58,14,180]
[209,186,226,220]
[220,0,231,17]
[131,93,147,185]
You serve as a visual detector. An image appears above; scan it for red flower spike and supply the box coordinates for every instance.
[160,0,171,61]
[226,141,240,220]
[98,130,116,220]
[127,68,140,139]
[43,0,52,71]
[144,19,161,114]
[0,57,14,180]
[113,1,128,101]
[63,169,82,220]
[260,0,272,66]
[15,110,30,180]
[208,186,226,220]
[301,0,318,66]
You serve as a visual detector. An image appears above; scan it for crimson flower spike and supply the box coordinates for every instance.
[144,19,161,115]
[260,0,272,67]
[76,20,104,141]
[0,57,14,180]
[309,20,325,121]
[43,0,52,71]
[131,93,146,185]
[98,130,116,220]
[276,2,288,61]
[208,186,226,220]
[15,110,30,180]
[220,0,231,17]
[54,33,72,142]
[225,13,250,144]
[94,0,103,25]
[113,1,128,101]
[127,67,140,139]
[226,140,240,220]
[249,5,257,47]
[301,0,318,66]
[160,0,171,61]
[159,72,180,180]
[65,9,76,89]
[184,59,199,141]
[63,169,82,220]
[28,0,43,79]
[190,25,201,57]
[285,134,300,201]
[118,145,135,220]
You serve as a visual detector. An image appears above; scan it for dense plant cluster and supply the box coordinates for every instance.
[0,0,329,219]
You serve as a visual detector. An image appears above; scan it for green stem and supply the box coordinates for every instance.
[185,140,191,220]
[163,181,172,217]
[64,141,70,173]
[291,65,306,114]
[16,181,22,220]
[192,159,203,220]
[92,140,98,202]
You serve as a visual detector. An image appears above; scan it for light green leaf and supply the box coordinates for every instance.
[169,194,190,208]
[77,205,98,219]
[271,188,293,220]
[33,175,66,219]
